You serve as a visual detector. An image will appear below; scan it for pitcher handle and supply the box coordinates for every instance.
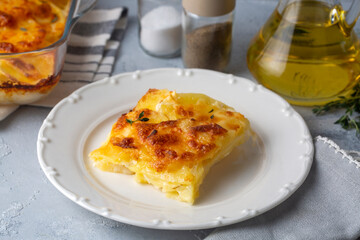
[345,0,360,29]
[331,0,360,36]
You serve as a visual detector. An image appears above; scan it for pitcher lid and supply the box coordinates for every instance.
[182,0,235,17]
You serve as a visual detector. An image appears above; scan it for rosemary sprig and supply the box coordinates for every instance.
[313,84,360,137]
[126,111,149,125]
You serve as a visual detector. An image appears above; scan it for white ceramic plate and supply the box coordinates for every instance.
[37,68,313,230]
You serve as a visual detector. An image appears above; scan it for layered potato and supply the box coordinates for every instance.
[90,89,251,204]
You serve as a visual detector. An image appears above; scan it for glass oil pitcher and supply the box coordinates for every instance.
[247,0,360,106]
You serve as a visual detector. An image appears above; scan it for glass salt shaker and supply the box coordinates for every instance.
[138,0,182,58]
[182,0,235,71]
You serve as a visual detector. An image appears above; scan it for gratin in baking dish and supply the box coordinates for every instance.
[0,0,96,105]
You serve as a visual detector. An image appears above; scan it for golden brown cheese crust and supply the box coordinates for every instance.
[101,88,247,173]
[111,113,228,172]
[0,0,69,53]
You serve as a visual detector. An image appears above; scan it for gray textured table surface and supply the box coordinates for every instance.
[1,0,359,239]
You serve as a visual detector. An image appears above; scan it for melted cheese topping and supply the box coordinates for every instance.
[89,89,251,204]
[0,0,69,53]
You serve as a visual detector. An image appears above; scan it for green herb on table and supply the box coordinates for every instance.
[313,84,360,137]
[126,111,149,125]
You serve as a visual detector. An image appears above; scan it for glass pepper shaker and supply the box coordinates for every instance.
[182,0,235,71]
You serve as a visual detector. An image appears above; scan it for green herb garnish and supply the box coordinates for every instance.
[147,129,157,138]
[209,109,215,119]
[51,15,58,23]
[126,111,149,125]
[20,27,27,31]
[313,84,360,137]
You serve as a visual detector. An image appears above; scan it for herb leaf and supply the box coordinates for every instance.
[126,111,150,125]
[126,119,133,125]
[209,109,214,113]
[147,129,157,138]
[313,83,360,137]
[51,15,58,23]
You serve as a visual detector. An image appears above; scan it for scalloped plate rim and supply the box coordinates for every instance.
[37,68,314,230]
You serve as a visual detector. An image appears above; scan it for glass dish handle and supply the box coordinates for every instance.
[70,0,97,26]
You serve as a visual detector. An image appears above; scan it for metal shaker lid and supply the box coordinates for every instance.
[182,0,235,17]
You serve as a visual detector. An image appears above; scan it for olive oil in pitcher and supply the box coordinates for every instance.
[247,0,360,106]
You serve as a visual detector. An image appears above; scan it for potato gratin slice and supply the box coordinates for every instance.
[89,89,251,204]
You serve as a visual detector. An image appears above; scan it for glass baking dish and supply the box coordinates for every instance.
[0,0,97,105]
